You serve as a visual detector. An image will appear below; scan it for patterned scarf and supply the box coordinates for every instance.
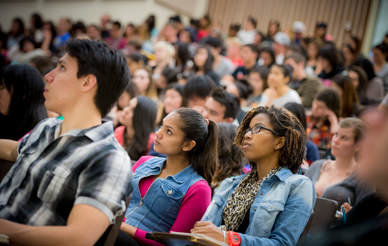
[221,166,282,231]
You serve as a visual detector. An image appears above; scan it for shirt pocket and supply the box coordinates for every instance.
[205,195,225,221]
[255,202,285,237]
[151,182,184,221]
[37,165,71,204]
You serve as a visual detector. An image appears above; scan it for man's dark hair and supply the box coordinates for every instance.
[244,44,260,61]
[204,37,221,49]
[183,75,216,100]
[211,88,240,120]
[65,39,130,117]
[261,47,276,68]
[112,21,121,29]
[285,52,306,67]
[318,45,341,68]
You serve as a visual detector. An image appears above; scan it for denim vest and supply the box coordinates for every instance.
[202,168,316,246]
[124,157,205,232]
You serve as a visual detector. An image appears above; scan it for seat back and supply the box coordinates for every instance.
[309,197,338,235]
[95,194,132,246]
[298,210,314,244]
[0,160,15,183]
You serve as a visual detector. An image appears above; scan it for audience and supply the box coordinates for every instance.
[347,65,370,105]
[156,83,186,127]
[132,68,158,100]
[104,21,126,50]
[192,106,315,245]
[284,52,323,108]
[237,16,257,45]
[204,37,234,79]
[260,64,301,107]
[8,36,47,64]
[306,118,375,209]
[227,44,259,82]
[53,18,71,49]
[183,75,216,112]
[331,74,360,117]
[245,66,269,108]
[112,81,139,127]
[0,65,47,141]
[273,32,291,64]
[372,44,388,92]
[0,39,131,245]
[114,96,157,161]
[318,46,344,86]
[258,46,276,68]
[6,18,25,49]
[121,108,218,246]
[193,45,220,86]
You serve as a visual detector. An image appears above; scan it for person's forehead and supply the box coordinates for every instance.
[250,113,270,127]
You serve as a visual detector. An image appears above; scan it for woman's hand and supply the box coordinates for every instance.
[191,221,228,244]
[325,109,339,133]
[120,222,137,237]
[341,202,353,213]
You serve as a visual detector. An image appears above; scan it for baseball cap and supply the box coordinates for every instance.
[274,32,291,46]
[292,21,305,33]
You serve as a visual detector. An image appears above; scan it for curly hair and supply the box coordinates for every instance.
[234,105,306,174]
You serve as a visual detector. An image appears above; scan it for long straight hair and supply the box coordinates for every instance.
[124,96,157,161]
[332,74,360,118]
[0,65,47,140]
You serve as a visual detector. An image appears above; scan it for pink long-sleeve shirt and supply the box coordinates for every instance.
[127,156,212,246]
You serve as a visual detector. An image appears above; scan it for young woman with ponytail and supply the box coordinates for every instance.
[120,108,219,246]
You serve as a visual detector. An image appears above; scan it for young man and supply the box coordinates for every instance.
[224,44,259,83]
[284,52,323,108]
[183,75,216,114]
[0,40,132,245]
[53,18,71,49]
[273,32,291,64]
[202,88,240,124]
[204,37,235,79]
[104,21,126,50]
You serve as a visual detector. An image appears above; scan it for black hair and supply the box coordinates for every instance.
[193,45,215,74]
[161,66,178,84]
[272,64,293,81]
[284,102,307,130]
[145,15,155,34]
[348,65,369,105]
[331,74,360,118]
[65,39,130,117]
[112,21,121,29]
[31,13,44,30]
[71,21,87,36]
[235,106,306,174]
[176,42,191,73]
[157,83,187,127]
[316,22,328,29]
[117,81,140,111]
[183,75,216,100]
[352,58,376,81]
[214,123,244,187]
[249,66,269,91]
[174,108,219,185]
[128,53,144,63]
[44,22,57,47]
[211,88,240,120]
[0,65,48,140]
[204,36,221,49]
[243,44,260,61]
[233,79,253,99]
[374,44,388,55]
[19,36,38,52]
[229,23,241,32]
[247,16,258,28]
[10,18,25,38]
[261,46,276,68]
[124,96,157,161]
[318,45,341,69]
[314,88,341,118]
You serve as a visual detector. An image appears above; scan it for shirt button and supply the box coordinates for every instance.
[270,207,273,209]
[260,193,263,195]
[253,208,256,211]
[168,190,172,195]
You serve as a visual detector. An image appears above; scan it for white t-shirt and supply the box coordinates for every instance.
[260,89,301,108]
[237,29,257,45]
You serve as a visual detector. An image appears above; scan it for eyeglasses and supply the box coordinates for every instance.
[244,124,278,136]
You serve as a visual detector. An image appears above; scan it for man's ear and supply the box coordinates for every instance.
[182,140,196,152]
[81,74,97,92]
[275,136,286,150]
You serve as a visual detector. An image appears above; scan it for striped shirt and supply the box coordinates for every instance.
[0,118,132,226]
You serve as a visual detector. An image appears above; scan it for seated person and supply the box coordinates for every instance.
[204,37,235,79]
[183,75,216,113]
[121,108,218,245]
[306,118,375,209]
[202,87,240,124]
[260,64,302,107]
[225,80,250,122]
[8,36,47,64]
[0,64,47,141]
[284,52,323,108]
[127,53,145,76]
[284,102,319,165]
[133,68,158,101]
[245,66,269,108]
[155,66,178,100]
[111,81,139,127]
[307,88,340,152]
[114,96,157,161]
[331,74,360,118]
[213,123,245,188]
[193,45,221,86]
[0,40,132,245]
[192,106,316,246]
[224,44,259,82]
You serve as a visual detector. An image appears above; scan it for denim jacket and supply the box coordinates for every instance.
[202,168,316,246]
[124,157,205,232]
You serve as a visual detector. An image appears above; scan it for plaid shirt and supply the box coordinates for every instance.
[0,118,132,226]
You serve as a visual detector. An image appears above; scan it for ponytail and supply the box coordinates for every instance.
[174,108,219,185]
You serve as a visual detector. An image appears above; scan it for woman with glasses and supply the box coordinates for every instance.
[191,105,316,246]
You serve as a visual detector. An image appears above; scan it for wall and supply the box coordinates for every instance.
[208,0,371,48]
[0,0,209,32]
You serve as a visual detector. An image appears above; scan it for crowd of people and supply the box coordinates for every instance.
[0,11,388,246]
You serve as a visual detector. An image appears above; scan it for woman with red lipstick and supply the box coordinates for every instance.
[120,108,218,246]
[114,95,157,161]
[306,118,375,210]
[192,106,315,246]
